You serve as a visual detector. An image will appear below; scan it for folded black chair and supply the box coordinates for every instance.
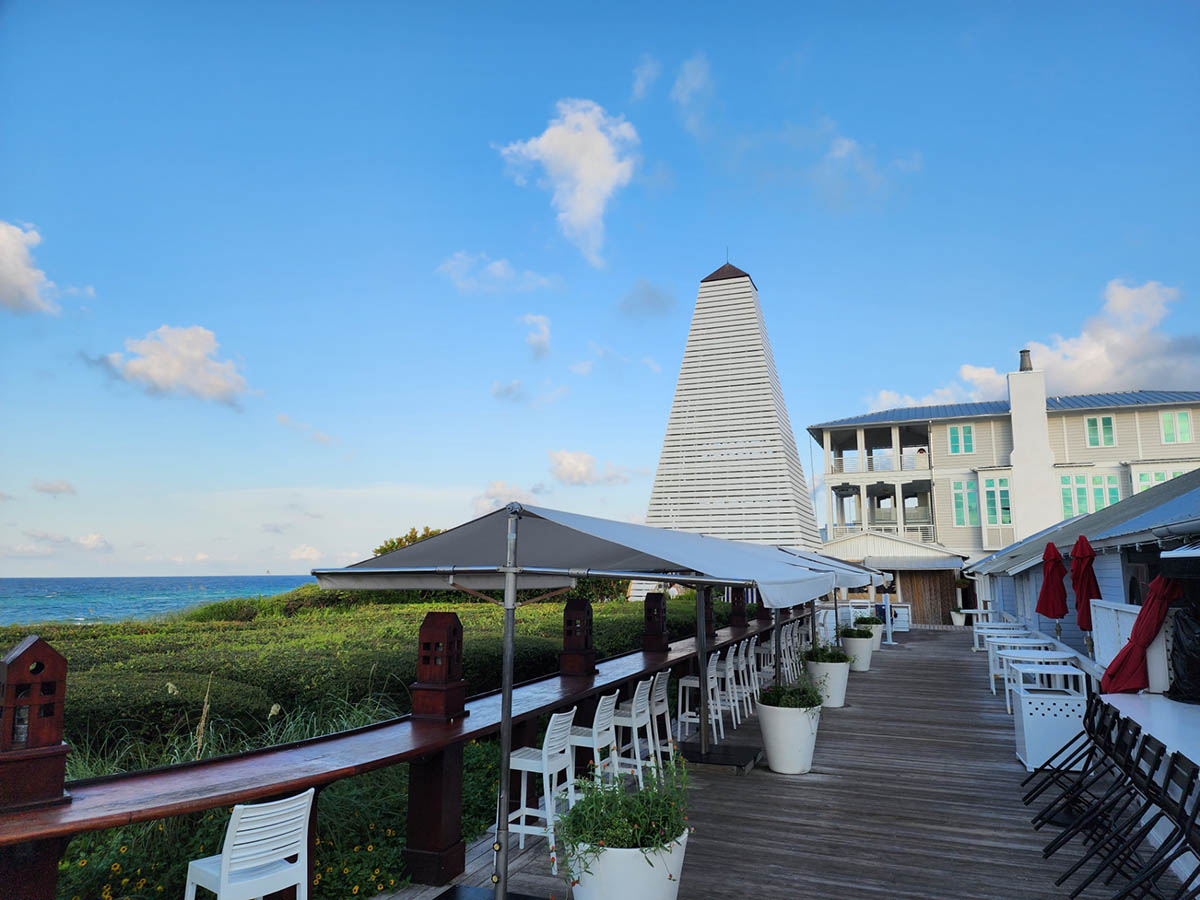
[1035,710,1138,832]
[1023,694,1104,806]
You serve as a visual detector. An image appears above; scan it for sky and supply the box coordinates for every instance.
[2,2,1198,576]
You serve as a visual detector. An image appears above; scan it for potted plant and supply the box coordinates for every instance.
[757,677,824,774]
[854,614,884,651]
[838,625,874,672]
[801,643,851,708]
[557,755,691,900]
[950,607,966,626]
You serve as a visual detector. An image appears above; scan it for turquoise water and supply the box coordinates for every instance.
[0,575,315,625]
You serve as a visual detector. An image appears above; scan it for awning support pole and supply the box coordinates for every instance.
[773,608,783,686]
[882,576,897,646]
[492,507,520,899]
[695,586,711,757]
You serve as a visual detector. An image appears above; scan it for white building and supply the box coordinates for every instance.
[643,263,820,547]
[808,350,1200,564]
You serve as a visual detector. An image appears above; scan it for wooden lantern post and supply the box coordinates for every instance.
[404,613,468,885]
[703,586,717,640]
[730,587,748,629]
[559,596,597,676]
[642,592,670,652]
[0,636,72,899]
[755,587,772,622]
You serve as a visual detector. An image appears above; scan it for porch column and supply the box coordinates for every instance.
[858,483,868,530]
[856,427,866,472]
[891,425,901,466]
[895,483,906,534]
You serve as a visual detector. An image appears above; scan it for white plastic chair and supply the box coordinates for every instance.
[613,678,654,786]
[620,670,674,768]
[184,788,315,900]
[505,707,577,872]
[740,638,760,706]
[678,654,723,744]
[569,691,620,781]
[715,645,742,728]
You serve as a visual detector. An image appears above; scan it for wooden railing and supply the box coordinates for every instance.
[0,596,810,899]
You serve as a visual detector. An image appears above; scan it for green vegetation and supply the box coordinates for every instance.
[837,625,873,640]
[802,643,851,664]
[759,678,822,709]
[853,615,883,626]
[0,580,732,900]
[372,525,443,557]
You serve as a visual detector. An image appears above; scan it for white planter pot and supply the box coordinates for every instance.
[758,702,821,774]
[570,831,688,900]
[805,660,849,708]
[842,636,874,672]
[859,622,883,650]
[950,610,966,626]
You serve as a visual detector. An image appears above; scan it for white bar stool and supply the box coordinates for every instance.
[677,653,723,744]
[569,691,620,781]
[613,678,655,786]
[504,707,577,872]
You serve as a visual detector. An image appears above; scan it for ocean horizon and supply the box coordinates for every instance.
[0,575,316,626]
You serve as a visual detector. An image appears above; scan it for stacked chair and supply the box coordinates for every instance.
[1022,695,1200,898]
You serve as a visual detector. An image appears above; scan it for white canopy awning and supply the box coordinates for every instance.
[314,503,842,608]
[776,547,886,588]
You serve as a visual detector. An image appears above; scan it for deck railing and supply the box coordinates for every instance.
[0,596,810,900]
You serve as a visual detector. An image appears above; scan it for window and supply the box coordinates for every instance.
[952,479,979,526]
[1061,476,1075,518]
[1137,470,1187,492]
[1085,415,1115,448]
[949,424,974,455]
[983,477,1011,525]
[1092,475,1120,510]
[1062,474,1089,516]
[1162,411,1193,444]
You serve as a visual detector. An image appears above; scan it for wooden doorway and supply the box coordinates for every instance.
[901,570,957,625]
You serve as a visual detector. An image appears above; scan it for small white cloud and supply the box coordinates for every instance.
[289,544,322,561]
[0,221,57,315]
[261,522,290,534]
[277,412,335,445]
[618,279,674,316]
[568,360,594,376]
[866,278,1199,410]
[641,356,662,374]
[491,379,524,401]
[24,530,71,544]
[533,381,569,407]
[2,543,55,558]
[32,479,76,497]
[101,325,248,405]
[670,54,714,136]
[521,313,551,358]
[78,533,112,553]
[436,251,554,293]
[472,480,538,515]
[632,54,661,100]
[548,449,635,486]
[498,99,639,267]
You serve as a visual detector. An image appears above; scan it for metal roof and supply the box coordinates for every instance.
[807,390,1200,438]
[862,555,963,572]
[700,262,752,284]
[966,469,1200,576]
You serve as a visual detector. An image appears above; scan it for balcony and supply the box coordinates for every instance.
[830,522,937,543]
[829,453,930,475]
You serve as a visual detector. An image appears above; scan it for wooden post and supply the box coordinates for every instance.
[643,592,670,652]
[403,613,468,885]
[730,587,747,629]
[560,596,597,675]
[703,587,717,639]
[755,587,771,622]
[0,836,69,900]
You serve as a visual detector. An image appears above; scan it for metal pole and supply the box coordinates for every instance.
[773,608,783,686]
[695,586,711,758]
[882,577,897,646]
[492,506,520,899]
[833,590,841,646]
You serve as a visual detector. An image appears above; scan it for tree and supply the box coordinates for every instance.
[373,526,443,557]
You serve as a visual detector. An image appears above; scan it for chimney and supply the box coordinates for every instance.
[1019,349,1033,372]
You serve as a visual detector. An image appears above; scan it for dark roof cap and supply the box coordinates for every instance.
[700,262,754,286]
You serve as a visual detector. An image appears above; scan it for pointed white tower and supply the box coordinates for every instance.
[643,263,820,548]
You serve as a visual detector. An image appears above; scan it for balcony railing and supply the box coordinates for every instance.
[830,523,937,543]
[829,453,930,475]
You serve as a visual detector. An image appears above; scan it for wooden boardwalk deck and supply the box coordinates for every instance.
[392,628,1142,900]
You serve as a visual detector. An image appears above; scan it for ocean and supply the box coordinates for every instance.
[0,575,316,626]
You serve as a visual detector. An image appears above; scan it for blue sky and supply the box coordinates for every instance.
[2,2,1198,576]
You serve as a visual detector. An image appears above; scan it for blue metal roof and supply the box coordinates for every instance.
[1094,481,1200,541]
[808,390,1200,437]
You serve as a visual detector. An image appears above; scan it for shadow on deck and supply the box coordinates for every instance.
[393,628,1125,900]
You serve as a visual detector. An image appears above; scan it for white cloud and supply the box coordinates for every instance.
[0,221,57,315]
[641,356,662,374]
[631,54,661,100]
[521,313,551,358]
[32,479,76,497]
[803,118,920,208]
[336,550,364,565]
[472,480,539,515]
[490,379,524,401]
[533,381,569,406]
[2,543,54,558]
[568,360,594,376]
[102,325,248,405]
[24,530,71,544]
[498,99,639,267]
[865,279,1199,411]
[618,279,674,316]
[78,533,112,553]
[548,449,635,486]
[289,544,322,561]
[670,54,714,136]
[277,413,334,445]
[435,251,554,293]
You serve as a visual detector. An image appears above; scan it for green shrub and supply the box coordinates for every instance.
[760,678,822,709]
[837,626,873,639]
[854,615,883,626]
[803,644,851,664]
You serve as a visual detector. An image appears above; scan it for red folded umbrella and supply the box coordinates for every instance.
[1036,542,1068,620]
[1070,534,1101,631]
[1101,576,1183,693]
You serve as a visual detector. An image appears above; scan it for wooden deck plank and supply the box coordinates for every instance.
[393,628,1164,899]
